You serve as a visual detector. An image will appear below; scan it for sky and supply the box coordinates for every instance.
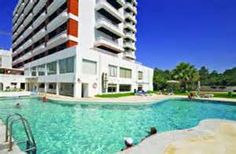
[0,0,236,72]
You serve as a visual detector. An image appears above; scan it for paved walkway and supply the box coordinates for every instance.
[120,119,236,154]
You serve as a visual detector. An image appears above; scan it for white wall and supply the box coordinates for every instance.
[0,50,12,68]
[0,74,26,91]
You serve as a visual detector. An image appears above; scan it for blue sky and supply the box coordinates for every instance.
[0,0,236,72]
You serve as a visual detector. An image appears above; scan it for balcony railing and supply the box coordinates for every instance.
[47,11,68,33]
[47,0,66,16]
[96,17,124,38]
[95,36,123,53]
[124,22,136,32]
[33,11,46,28]
[124,51,136,60]
[47,31,68,49]
[33,0,46,15]
[124,32,136,41]
[23,26,33,38]
[124,13,137,23]
[22,39,33,50]
[96,0,124,23]
[24,0,34,15]
[24,13,33,26]
[32,44,46,56]
[33,28,46,43]
[124,42,136,51]
[125,3,137,14]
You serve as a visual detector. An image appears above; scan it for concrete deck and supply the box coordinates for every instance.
[120,119,236,154]
[40,93,236,105]
[0,121,24,154]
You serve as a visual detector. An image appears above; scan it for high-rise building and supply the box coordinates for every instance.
[12,0,153,97]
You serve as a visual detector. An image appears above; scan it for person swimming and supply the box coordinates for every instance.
[15,103,21,108]
[141,127,158,141]
[121,137,134,151]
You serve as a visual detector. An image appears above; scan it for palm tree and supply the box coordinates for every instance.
[172,62,199,91]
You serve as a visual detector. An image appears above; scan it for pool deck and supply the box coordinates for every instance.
[42,93,236,105]
[120,119,236,154]
[0,120,24,154]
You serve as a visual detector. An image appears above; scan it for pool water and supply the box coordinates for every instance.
[0,98,236,154]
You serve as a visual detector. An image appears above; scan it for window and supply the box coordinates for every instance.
[47,61,57,75]
[120,67,132,78]
[138,71,143,80]
[38,65,45,76]
[82,59,97,75]
[59,57,75,74]
[119,84,131,92]
[109,65,117,77]
[31,67,36,76]
[108,84,117,93]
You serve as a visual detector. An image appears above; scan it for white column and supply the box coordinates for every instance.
[56,83,60,95]
[74,82,81,98]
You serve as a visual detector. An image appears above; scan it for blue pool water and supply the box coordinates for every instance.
[0,98,236,154]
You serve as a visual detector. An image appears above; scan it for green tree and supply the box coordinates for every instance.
[199,66,209,85]
[153,68,171,90]
[223,67,236,86]
[172,62,199,91]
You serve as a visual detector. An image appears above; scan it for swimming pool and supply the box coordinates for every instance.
[0,98,236,154]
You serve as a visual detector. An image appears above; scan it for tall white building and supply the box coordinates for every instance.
[12,0,153,97]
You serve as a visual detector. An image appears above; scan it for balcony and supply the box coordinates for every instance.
[17,14,25,26]
[96,0,124,24]
[17,24,25,36]
[33,0,46,15]
[96,17,124,38]
[124,13,137,24]
[23,26,33,38]
[33,11,46,28]
[33,28,46,43]
[47,0,66,16]
[24,0,34,15]
[125,3,137,14]
[18,2,25,15]
[24,13,33,26]
[22,51,33,61]
[13,46,24,57]
[22,39,33,50]
[47,31,68,49]
[32,44,46,56]
[13,14,18,24]
[124,42,136,51]
[124,51,136,60]
[124,32,136,41]
[94,36,124,54]
[124,22,136,32]
[47,11,68,33]
[13,22,18,32]
[16,35,24,46]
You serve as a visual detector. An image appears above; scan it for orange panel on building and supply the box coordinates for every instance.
[67,40,78,47]
[67,0,79,16]
[67,19,79,37]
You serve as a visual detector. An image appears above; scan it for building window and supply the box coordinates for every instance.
[38,65,45,76]
[119,84,131,92]
[120,67,132,78]
[108,84,117,93]
[47,61,57,75]
[59,57,75,74]
[82,59,97,75]
[60,83,74,97]
[31,67,37,76]
[138,71,143,80]
[109,65,117,77]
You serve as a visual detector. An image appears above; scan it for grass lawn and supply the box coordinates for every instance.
[96,92,134,98]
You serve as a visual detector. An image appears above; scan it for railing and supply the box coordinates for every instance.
[5,113,36,153]
[97,16,119,28]
[96,36,119,46]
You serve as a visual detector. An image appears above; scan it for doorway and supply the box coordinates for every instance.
[81,83,89,98]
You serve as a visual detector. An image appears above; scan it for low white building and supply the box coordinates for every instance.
[0,49,12,68]
[0,50,26,91]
